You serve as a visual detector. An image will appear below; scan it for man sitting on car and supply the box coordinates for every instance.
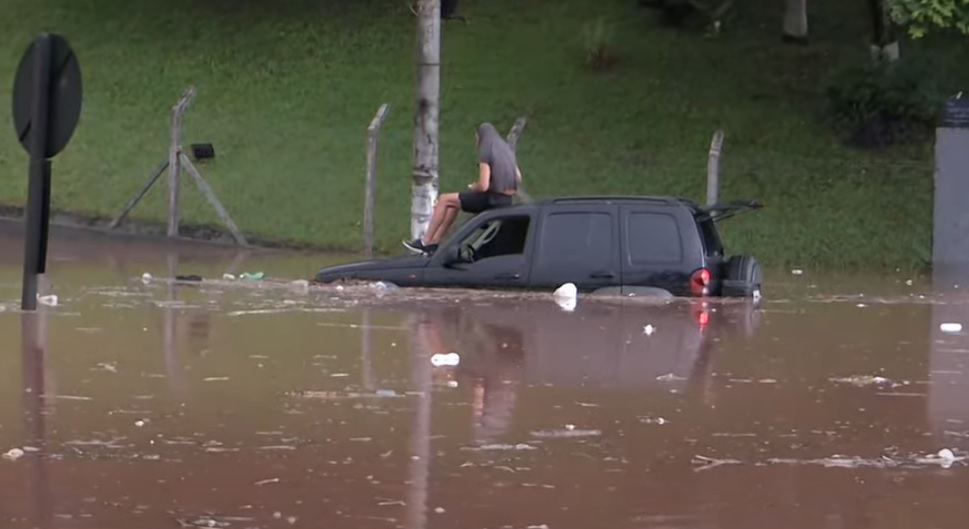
[404,122,522,255]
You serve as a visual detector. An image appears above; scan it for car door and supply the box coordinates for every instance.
[619,205,690,295]
[423,210,536,290]
[527,204,620,292]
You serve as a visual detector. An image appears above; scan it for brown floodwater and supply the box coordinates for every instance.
[1,221,969,529]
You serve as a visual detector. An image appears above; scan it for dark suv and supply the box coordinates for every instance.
[313,195,763,298]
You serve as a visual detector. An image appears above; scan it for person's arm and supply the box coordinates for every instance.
[469,162,491,192]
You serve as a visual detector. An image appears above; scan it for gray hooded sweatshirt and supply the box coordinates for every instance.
[476,123,518,194]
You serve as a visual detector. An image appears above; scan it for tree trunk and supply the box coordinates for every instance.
[412,0,441,241]
[867,0,900,62]
[782,0,809,43]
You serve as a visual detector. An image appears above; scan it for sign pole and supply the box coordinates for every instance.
[20,35,53,311]
[10,32,83,311]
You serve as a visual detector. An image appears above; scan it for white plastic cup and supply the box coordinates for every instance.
[941,323,963,334]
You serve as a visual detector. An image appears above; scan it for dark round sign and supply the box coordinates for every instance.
[12,33,83,159]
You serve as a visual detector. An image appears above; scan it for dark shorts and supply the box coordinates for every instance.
[458,190,513,214]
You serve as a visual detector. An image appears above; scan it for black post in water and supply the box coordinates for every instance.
[11,33,83,311]
[20,35,52,311]
[37,161,53,275]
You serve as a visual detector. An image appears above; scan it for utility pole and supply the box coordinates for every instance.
[411,0,441,241]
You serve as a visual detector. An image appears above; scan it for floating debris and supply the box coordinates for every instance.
[430,352,460,367]
[553,283,577,299]
[2,448,25,461]
[37,294,58,306]
[531,428,601,439]
[696,449,966,471]
[172,512,254,528]
[43,394,93,401]
[829,375,893,387]
[941,323,963,333]
[552,282,578,312]
[95,362,118,373]
[289,389,405,400]
[461,443,538,451]
[692,454,742,471]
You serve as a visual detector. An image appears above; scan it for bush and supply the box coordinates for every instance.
[823,58,943,148]
[581,17,619,71]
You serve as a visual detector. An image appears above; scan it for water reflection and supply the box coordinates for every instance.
[929,265,969,448]
[407,297,761,396]
[20,308,51,529]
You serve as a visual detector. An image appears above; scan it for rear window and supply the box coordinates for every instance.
[626,212,682,264]
[537,212,613,268]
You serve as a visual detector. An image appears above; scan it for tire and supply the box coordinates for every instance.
[721,255,762,299]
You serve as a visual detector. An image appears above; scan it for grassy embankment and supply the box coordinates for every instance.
[1,0,967,269]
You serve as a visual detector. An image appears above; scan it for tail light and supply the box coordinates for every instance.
[690,267,711,296]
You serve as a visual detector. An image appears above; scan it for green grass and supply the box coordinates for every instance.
[1,0,967,269]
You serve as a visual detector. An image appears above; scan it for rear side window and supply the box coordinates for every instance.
[626,212,682,264]
[536,212,613,267]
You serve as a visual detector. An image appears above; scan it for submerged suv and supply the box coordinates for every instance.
[313,195,763,298]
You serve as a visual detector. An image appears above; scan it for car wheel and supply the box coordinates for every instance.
[721,255,762,298]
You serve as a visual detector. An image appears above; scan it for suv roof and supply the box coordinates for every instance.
[536,195,762,223]
[539,195,698,208]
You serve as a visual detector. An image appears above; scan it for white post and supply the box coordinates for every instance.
[411,0,441,241]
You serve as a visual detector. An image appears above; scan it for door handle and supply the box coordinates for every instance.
[589,271,615,279]
[494,272,521,280]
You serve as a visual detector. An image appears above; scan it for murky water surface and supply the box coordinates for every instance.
[2,222,969,529]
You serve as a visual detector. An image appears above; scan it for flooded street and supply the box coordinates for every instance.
[2,222,969,529]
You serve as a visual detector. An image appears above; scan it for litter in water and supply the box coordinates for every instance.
[554,295,576,312]
[461,443,538,451]
[2,448,25,461]
[37,294,58,306]
[553,282,577,300]
[644,324,656,335]
[431,352,461,367]
[940,322,963,333]
[239,272,265,281]
[830,375,895,387]
[531,427,602,439]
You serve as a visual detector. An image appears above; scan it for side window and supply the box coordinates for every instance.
[626,212,683,264]
[536,212,613,267]
[460,215,531,261]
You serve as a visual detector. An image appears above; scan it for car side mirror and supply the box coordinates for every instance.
[441,246,463,268]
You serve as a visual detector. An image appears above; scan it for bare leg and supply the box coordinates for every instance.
[427,207,459,244]
[421,202,448,244]
[422,193,461,244]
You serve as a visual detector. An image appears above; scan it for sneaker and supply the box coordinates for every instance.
[402,238,426,254]
[423,244,439,255]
